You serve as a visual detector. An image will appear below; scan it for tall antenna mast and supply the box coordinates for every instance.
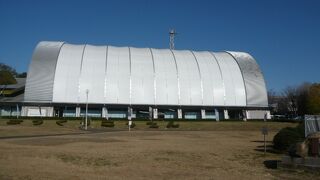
[169,29,177,50]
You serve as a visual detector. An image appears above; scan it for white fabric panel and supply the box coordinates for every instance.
[105,46,130,104]
[52,44,85,103]
[78,45,106,103]
[173,50,202,105]
[27,41,267,108]
[193,51,224,106]
[227,52,268,107]
[214,52,246,106]
[130,47,154,105]
[152,49,179,105]
[214,52,235,105]
[224,53,246,106]
[24,41,64,102]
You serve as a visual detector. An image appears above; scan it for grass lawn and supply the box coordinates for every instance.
[0,119,318,180]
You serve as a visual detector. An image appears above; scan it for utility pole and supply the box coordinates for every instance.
[169,29,177,50]
[128,107,132,132]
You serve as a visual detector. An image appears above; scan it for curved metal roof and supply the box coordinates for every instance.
[24,41,268,107]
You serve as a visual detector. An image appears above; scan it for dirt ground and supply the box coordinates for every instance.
[0,120,318,180]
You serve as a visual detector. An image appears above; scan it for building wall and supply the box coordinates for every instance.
[227,51,268,107]
[24,41,268,108]
[24,41,64,102]
[21,106,54,117]
[246,110,271,119]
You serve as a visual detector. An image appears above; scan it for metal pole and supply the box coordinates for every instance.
[16,104,19,119]
[263,113,267,155]
[129,120,131,132]
[128,107,132,132]
[169,29,177,50]
[38,105,43,121]
[264,134,266,155]
[85,89,89,130]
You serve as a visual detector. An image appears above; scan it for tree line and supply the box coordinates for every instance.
[0,63,27,85]
[269,82,320,116]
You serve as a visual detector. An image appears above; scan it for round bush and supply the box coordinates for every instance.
[273,123,305,151]
[56,120,67,126]
[166,121,180,128]
[6,119,23,125]
[101,121,114,127]
[125,122,136,128]
[32,120,43,126]
[149,123,159,128]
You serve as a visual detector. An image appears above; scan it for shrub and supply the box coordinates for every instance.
[101,120,114,127]
[32,120,43,126]
[166,121,180,128]
[125,122,136,128]
[146,121,153,125]
[56,120,67,126]
[80,119,91,126]
[172,124,180,128]
[6,119,23,125]
[273,123,305,151]
[149,122,159,128]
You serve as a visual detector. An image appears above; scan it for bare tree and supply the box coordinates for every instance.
[268,89,278,114]
[282,86,298,116]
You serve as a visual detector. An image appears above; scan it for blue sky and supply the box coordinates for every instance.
[0,0,319,92]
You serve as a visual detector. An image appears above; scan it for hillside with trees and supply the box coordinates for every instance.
[0,63,27,85]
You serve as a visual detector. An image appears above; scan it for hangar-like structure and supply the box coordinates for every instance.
[4,41,270,120]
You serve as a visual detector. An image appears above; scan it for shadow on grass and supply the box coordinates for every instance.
[0,132,87,140]
[264,160,280,169]
[252,140,282,154]
[251,140,273,143]
[0,128,125,140]
[254,148,281,154]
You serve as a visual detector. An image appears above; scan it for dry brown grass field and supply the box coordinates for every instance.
[0,119,319,180]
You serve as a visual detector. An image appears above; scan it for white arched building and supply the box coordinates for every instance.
[22,41,270,120]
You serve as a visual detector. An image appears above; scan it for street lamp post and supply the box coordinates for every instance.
[85,89,89,130]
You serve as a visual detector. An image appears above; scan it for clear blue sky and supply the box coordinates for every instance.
[0,0,319,92]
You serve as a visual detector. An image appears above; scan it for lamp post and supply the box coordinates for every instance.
[85,89,89,130]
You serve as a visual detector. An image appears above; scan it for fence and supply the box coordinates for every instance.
[305,115,320,137]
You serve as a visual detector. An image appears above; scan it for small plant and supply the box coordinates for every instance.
[6,119,23,125]
[80,119,91,126]
[166,121,179,128]
[56,120,67,126]
[101,120,115,127]
[125,122,136,128]
[149,122,159,128]
[146,121,153,125]
[32,120,43,126]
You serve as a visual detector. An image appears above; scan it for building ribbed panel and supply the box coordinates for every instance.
[227,51,268,107]
[25,41,268,108]
[24,41,64,102]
